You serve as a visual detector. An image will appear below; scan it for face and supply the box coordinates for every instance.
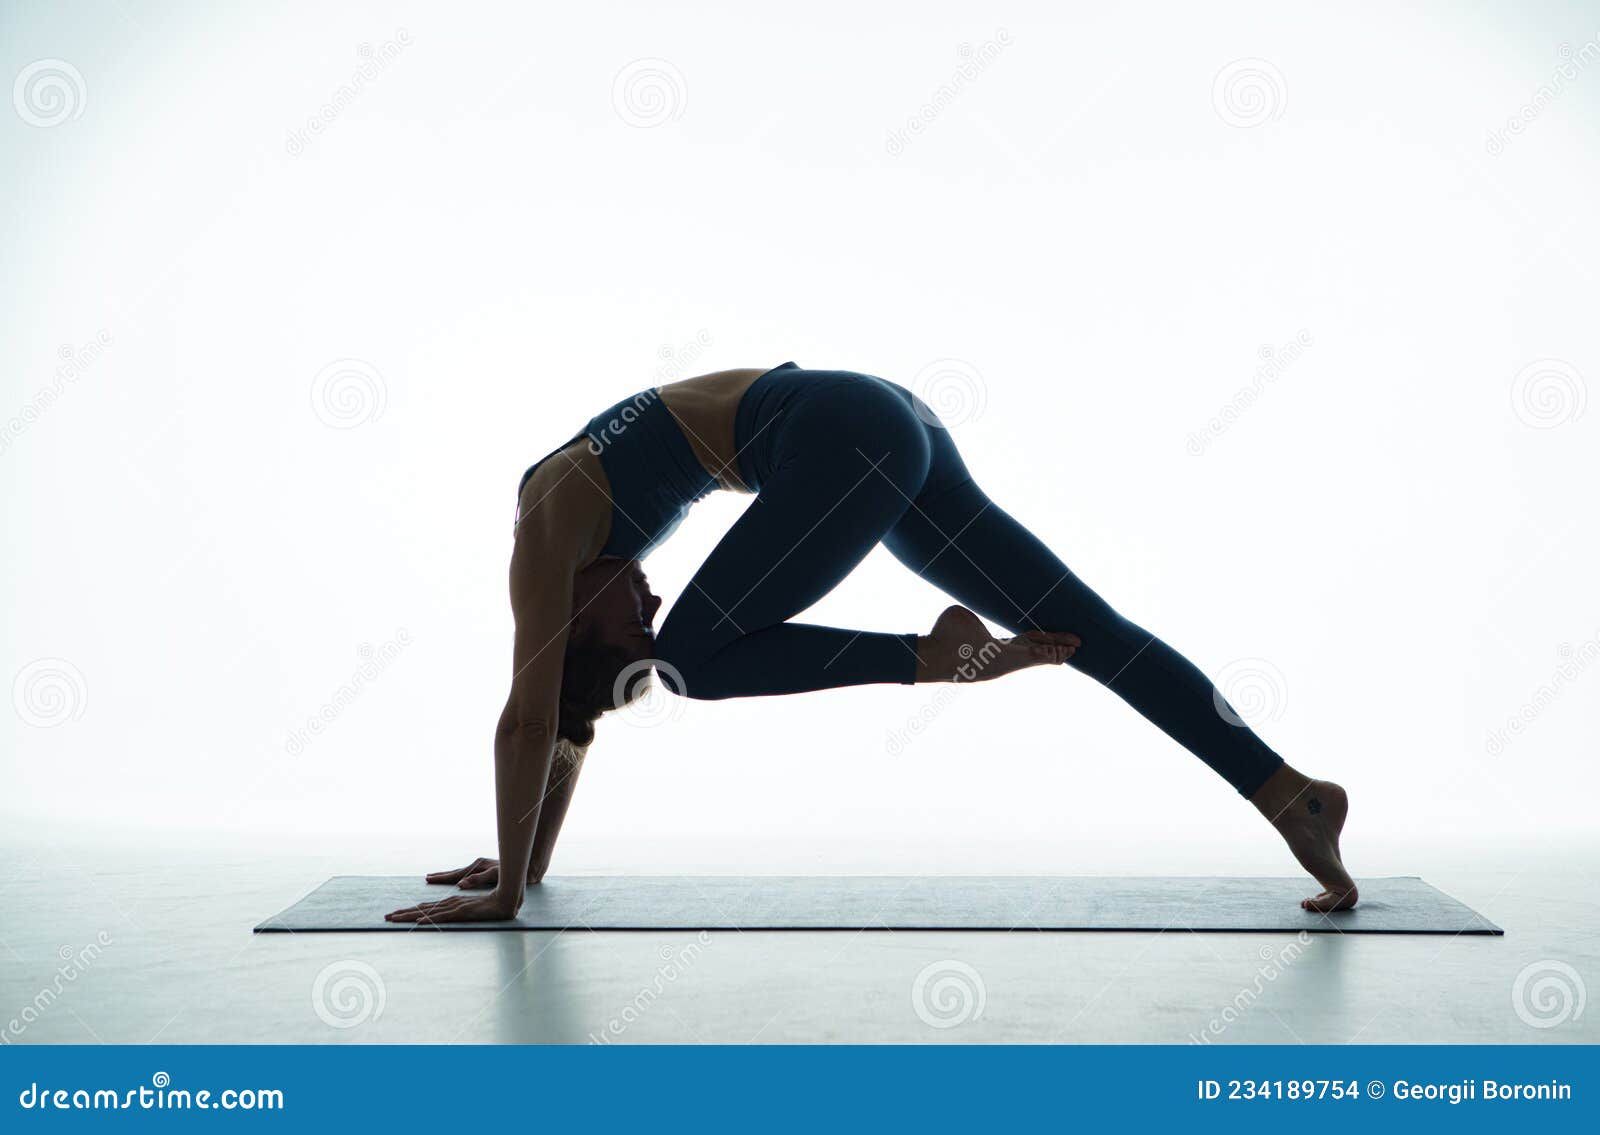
[571,557,662,663]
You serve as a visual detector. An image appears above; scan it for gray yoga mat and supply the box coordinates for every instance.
[254,875,1502,935]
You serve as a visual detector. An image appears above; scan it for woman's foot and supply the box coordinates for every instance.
[1250,765,1358,912]
[914,605,1080,683]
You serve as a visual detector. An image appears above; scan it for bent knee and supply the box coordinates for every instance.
[650,635,728,701]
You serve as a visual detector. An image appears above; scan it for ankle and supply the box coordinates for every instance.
[1250,765,1313,824]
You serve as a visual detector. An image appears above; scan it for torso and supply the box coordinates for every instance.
[656,367,767,492]
[516,367,770,562]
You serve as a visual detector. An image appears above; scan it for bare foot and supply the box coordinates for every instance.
[914,605,1079,683]
[1250,766,1359,912]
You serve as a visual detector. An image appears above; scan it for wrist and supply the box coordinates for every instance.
[492,882,525,914]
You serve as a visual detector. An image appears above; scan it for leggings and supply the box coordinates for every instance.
[652,367,1285,797]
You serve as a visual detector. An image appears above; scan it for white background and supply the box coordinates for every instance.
[4,1,1597,878]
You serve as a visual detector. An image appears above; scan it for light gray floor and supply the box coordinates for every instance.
[2,835,1595,1044]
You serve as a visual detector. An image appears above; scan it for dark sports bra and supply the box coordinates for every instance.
[515,387,716,562]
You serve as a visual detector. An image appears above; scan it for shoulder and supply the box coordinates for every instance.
[514,440,610,568]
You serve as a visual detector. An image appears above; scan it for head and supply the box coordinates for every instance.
[556,557,664,747]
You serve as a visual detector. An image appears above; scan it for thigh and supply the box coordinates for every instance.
[655,382,932,663]
[884,470,1147,679]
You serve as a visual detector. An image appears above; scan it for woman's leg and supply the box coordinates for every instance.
[882,414,1357,908]
[884,468,1285,796]
[653,381,930,699]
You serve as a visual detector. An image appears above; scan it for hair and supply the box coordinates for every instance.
[555,626,649,750]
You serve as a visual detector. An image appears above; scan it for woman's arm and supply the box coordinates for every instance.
[387,507,583,924]
[413,754,584,891]
[528,750,584,884]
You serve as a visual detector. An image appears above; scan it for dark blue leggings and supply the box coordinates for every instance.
[652,368,1285,797]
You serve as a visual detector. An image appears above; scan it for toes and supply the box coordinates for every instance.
[1301,888,1358,913]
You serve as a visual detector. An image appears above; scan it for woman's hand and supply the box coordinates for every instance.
[385,888,521,925]
[915,604,1080,683]
[424,856,543,890]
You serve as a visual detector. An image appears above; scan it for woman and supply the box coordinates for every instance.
[386,363,1356,925]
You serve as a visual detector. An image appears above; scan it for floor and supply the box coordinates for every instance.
[2,833,1595,1045]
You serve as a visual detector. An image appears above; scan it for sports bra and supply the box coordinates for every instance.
[515,387,716,561]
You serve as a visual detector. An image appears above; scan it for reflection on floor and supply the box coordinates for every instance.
[0,833,1594,1045]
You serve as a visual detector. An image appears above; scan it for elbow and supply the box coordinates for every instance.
[497,715,558,749]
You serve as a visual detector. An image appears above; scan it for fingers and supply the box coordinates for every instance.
[386,892,514,924]
[387,896,465,924]
[426,857,495,886]
[460,866,500,890]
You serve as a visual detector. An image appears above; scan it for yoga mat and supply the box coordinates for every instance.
[254,875,1502,935]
